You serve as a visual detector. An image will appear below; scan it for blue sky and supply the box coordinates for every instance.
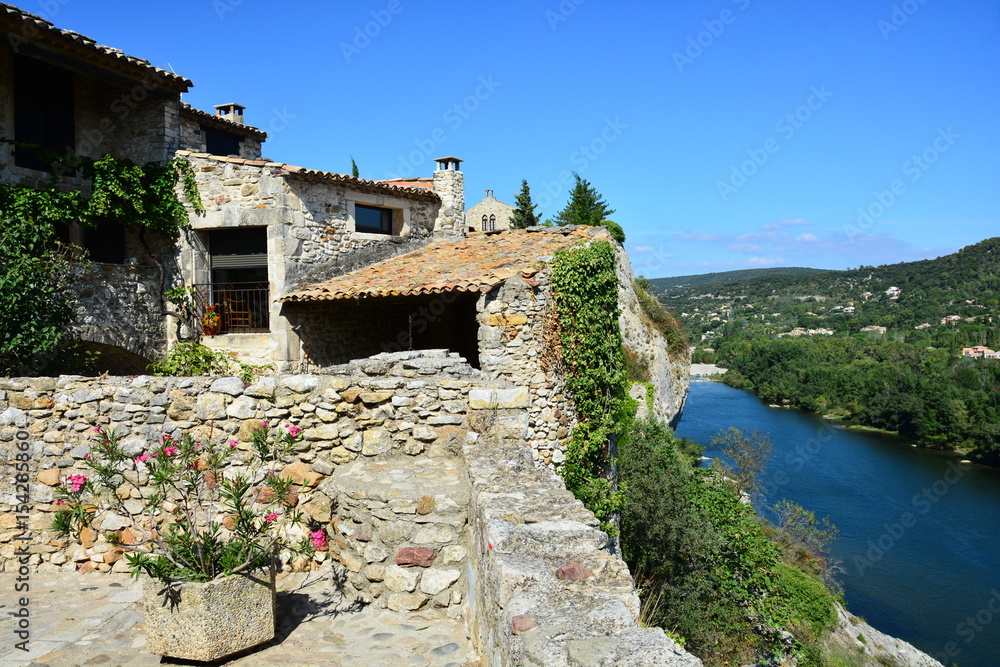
[44,0,1000,277]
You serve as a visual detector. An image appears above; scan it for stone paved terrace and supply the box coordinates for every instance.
[0,570,478,666]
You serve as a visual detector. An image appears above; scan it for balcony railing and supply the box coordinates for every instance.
[194,282,270,334]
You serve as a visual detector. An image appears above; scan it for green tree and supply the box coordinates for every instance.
[0,217,78,374]
[350,156,360,178]
[554,173,615,227]
[510,179,541,229]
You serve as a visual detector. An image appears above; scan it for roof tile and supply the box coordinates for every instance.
[280,227,607,303]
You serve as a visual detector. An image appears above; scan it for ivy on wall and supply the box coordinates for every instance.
[0,147,203,373]
[551,240,633,531]
[0,147,203,237]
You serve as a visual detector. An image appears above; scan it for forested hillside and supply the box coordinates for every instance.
[656,237,1000,346]
[649,266,827,295]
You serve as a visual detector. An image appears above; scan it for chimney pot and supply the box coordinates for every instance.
[214,103,246,125]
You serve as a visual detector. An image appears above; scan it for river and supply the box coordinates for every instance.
[674,380,1000,667]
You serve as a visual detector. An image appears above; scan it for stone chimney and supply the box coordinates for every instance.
[432,157,465,238]
[214,103,246,125]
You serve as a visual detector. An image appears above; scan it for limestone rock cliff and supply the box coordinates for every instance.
[613,243,690,426]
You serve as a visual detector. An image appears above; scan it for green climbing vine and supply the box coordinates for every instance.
[551,240,634,532]
[0,145,202,238]
[0,146,203,373]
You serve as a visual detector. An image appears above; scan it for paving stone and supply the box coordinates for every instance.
[0,570,477,666]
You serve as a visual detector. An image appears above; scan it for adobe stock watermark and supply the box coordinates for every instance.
[933,589,1000,664]
[546,0,586,31]
[851,460,966,577]
[10,428,33,652]
[673,0,752,73]
[391,75,502,178]
[340,0,405,63]
[213,0,244,21]
[6,0,71,52]
[877,0,929,41]
[717,85,834,202]
[760,423,835,498]
[844,126,958,242]
[534,117,629,211]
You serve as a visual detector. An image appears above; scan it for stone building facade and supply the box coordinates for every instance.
[466,189,515,232]
[0,3,465,372]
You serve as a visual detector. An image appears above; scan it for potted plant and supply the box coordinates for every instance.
[52,422,328,662]
[201,304,221,336]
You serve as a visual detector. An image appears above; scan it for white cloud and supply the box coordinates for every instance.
[761,218,809,230]
[632,245,654,253]
[729,242,763,253]
[796,233,821,242]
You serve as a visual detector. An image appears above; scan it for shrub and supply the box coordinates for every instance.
[634,281,689,359]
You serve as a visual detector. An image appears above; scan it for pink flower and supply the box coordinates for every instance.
[286,425,303,437]
[260,422,270,429]
[229,440,239,448]
[83,454,90,459]
[55,499,66,506]
[66,474,87,493]
[163,446,180,456]
[136,454,150,464]
[265,512,279,523]
[93,425,102,433]
[310,530,327,548]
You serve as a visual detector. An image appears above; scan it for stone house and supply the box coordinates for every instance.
[466,189,515,232]
[0,3,464,372]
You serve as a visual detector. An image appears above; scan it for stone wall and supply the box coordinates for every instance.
[67,262,167,364]
[0,47,180,190]
[0,352,489,572]
[462,431,701,666]
[476,267,577,466]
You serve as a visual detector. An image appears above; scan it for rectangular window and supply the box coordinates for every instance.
[14,56,75,170]
[355,204,393,235]
[202,126,241,156]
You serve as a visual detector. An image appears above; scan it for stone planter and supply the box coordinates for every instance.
[143,571,276,661]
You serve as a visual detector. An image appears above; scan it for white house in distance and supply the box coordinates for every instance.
[466,189,514,232]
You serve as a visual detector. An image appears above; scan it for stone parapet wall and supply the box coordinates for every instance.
[462,432,702,666]
[0,351,495,572]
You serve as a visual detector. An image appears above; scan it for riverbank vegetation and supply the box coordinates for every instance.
[620,419,841,665]
[715,333,1000,465]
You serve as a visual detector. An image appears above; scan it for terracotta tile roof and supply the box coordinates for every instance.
[280,226,607,303]
[1,3,191,92]
[174,151,441,203]
[380,177,435,190]
[180,103,267,141]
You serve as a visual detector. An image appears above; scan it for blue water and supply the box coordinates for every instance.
[674,380,1000,667]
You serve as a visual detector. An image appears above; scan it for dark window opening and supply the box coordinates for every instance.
[202,228,269,333]
[489,214,496,231]
[481,215,488,231]
[203,126,242,156]
[356,204,393,235]
[14,56,75,171]
[54,221,126,264]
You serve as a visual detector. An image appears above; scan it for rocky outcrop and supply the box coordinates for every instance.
[825,604,943,667]
[614,244,690,426]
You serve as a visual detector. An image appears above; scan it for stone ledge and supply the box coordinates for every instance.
[464,435,702,667]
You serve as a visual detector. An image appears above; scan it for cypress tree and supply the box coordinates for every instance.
[510,179,541,229]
